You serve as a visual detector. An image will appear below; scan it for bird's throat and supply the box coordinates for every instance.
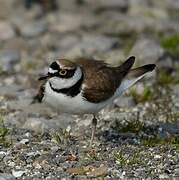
[49,73,84,97]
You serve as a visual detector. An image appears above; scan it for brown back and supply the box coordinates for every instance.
[76,57,135,103]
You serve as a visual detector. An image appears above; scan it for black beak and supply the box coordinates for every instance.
[38,74,49,81]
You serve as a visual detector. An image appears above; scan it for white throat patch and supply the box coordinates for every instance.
[48,66,82,90]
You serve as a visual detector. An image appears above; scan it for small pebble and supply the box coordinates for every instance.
[12,170,26,178]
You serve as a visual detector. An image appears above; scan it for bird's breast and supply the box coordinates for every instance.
[43,82,110,114]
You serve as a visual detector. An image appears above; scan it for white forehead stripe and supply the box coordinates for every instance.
[48,67,58,74]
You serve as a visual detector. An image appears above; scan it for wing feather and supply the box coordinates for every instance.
[76,57,135,103]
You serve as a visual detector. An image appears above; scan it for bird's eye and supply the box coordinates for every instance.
[59,69,67,76]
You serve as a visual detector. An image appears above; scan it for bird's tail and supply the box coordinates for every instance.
[117,60,156,95]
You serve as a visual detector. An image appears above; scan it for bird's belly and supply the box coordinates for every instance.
[43,83,109,114]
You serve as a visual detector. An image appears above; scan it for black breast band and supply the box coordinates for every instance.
[49,73,84,97]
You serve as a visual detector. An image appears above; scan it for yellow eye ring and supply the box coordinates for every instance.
[59,69,67,76]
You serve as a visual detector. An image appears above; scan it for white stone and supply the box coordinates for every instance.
[154,155,161,159]
[12,170,26,178]
[19,139,29,144]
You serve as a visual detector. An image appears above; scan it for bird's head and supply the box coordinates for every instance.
[39,59,83,90]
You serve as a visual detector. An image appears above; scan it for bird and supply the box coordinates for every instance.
[34,56,156,146]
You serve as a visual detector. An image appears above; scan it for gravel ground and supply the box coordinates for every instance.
[0,0,179,179]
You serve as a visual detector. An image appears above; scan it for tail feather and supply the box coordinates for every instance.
[117,64,156,95]
[127,64,156,79]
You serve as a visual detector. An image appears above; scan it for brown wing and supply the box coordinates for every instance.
[76,57,135,103]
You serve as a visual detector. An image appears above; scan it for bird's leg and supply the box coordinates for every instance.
[90,115,97,147]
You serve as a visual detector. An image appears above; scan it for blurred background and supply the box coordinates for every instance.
[0,0,179,87]
[0,0,179,179]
